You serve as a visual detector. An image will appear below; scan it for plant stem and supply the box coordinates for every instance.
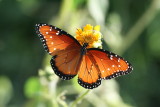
[70,90,90,107]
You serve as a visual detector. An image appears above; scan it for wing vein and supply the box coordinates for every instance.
[82,56,87,82]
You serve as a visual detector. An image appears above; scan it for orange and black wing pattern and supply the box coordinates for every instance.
[35,23,82,80]
[78,54,101,89]
[36,23,133,89]
[78,48,133,89]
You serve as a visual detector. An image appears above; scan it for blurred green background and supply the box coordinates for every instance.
[0,0,160,107]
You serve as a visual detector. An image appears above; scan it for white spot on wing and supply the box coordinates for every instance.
[50,27,52,31]
[118,58,120,62]
[56,31,60,35]
[110,55,113,60]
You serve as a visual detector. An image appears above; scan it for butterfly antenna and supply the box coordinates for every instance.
[76,28,80,34]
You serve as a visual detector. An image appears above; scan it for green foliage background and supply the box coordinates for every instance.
[0,0,160,107]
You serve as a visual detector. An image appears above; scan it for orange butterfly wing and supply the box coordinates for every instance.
[78,48,133,89]
[78,54,101,89]
[35,23,82,80]
[87,49,133,79]
[36,23,133,89]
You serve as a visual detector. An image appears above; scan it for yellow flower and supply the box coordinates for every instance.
[75,24,102,48]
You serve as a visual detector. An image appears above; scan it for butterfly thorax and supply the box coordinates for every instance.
[80,43,88,55]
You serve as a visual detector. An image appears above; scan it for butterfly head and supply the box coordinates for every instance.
[75,24,102,49]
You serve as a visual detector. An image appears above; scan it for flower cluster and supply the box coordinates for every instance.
[75,24,102,48]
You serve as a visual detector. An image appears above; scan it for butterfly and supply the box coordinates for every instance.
[35,23,133,89]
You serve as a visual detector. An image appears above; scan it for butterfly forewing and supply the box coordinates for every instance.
[35,23,81,56]
[87,49,133,79]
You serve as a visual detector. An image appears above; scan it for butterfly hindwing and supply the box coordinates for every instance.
[78,54,101,89]
[50,46,82,80]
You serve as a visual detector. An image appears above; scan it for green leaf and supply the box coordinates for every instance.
[24,77,41,98]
